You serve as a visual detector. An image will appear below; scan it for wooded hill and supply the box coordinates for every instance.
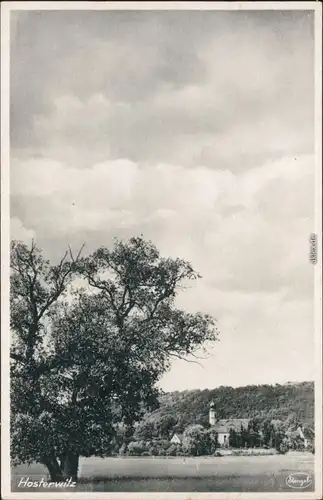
[142,381,314,433]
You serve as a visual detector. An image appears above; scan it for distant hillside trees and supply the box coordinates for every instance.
[124,384,314,456]
[139,382,314,436]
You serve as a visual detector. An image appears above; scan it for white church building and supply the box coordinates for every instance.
[170,401,250,447]
[208,400,249,447]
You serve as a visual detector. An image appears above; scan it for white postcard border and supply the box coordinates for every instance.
[1,2,322,499]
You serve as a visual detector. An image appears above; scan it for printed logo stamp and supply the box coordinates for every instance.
[285,472,312,489]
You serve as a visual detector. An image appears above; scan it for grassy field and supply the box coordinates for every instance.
[11,451,314,492]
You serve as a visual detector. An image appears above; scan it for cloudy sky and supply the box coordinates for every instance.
[10,8,315,391]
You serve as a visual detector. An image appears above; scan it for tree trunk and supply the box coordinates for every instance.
[42,455,64,482]
[62,451,79,482]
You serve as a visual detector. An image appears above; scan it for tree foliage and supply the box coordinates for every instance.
[182,425,211,456]
[10,237,218,480]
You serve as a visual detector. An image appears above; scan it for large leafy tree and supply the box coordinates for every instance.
[10,240,84,481]
[182,424,210,456]
[10,237,218,481]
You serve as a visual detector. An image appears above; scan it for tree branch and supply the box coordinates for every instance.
[169,352,204,367]
[10,352,26,364]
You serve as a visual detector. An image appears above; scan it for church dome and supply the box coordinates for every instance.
[210,401,215,408]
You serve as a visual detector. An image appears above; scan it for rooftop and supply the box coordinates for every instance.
[212,418,250,433]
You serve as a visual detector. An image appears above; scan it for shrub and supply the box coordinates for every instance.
[148,445,158,456]
[118,443,127,456]
[278,441,289,454]
[182,424,210,456]
[231,448,277,456]
[307,442,315,454]
[127,441,147,456]
[166,444,178,456]
[159,439,171,450]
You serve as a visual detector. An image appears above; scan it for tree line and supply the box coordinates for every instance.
[121,411,314,457]
[146,381,314,432]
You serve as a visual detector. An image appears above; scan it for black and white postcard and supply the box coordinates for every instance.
[1,2,322,499]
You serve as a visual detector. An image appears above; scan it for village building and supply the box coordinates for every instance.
[286,425,313,449]
[209,401,249,446]
[170,402,312,449]
[209,401,312,449]
[170,403,251,447]
[170,433,183,445]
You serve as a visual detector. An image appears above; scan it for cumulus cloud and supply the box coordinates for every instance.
[11,152,314,301]
[10,216,35,243]
[11,10,314,169]
[9,9,315,388]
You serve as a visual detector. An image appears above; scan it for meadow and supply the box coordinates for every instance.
[11,451,314,492]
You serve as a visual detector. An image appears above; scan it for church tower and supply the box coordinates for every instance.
[209,400,216,426]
